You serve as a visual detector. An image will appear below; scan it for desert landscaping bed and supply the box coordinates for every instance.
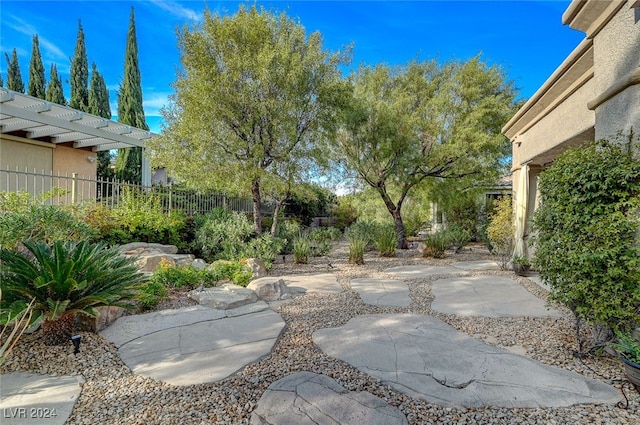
[2,242,639,424]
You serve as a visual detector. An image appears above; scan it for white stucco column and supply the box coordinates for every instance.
[514,164,529,258]
[141,147,151,187]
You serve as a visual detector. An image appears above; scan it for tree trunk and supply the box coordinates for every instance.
[251,179,263,235]
[42,314,75,346]
[375,184,408,250]
[392,209,407,250]
[270,202,284,237]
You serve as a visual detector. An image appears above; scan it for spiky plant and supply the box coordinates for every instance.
[293,237,310,264]
[0,240,147,345]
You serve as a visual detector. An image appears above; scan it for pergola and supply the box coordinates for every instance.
[0,88,156,184]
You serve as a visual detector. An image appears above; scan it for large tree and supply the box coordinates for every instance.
[333,58,516,248]
[45,64,65,105]
[114,7,148,184]
[148,5,348,233]
[69,21,89,111]
[5,49,24,93]
[27,35,46,99]
[88,63,114,180]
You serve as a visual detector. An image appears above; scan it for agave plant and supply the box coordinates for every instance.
[0,240,147,345]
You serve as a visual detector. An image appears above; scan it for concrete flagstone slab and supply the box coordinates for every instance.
[450,260,502,271]
[350,278,411,307]
[100,305,227,348]
[431,275,562,317]
[0,372,84,425]
[101,305,284,386]
[250,372,408,425]
[527,274,552,292]
[313,314,622,408]
[280,273,343,294]
[383,265,467,279]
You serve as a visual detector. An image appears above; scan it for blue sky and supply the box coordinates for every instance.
[1,1,585,134]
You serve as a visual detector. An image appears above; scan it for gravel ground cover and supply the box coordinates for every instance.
[2,241,638,424]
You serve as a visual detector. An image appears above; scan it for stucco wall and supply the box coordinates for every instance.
[592,2,640,140]
[0,136,53,172]
[52,145,97,179]
[512,78,595,168]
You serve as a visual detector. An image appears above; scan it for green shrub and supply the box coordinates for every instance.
[241,233,285,269]
[138,281,169,311]
[308,228,334,256]
[446,224,472,253]
[150,262,217,289]
[486,196,514,270]
[194,208,254,262]
[209,260,252,287]
[275,220,303,254]
[372,224,396,257]
[194,208,284,268]
[533,138,640,344]
[80,188,187,249]
[331,197,359,231]
[0,194,95,249]
[422,230,450,258]
[0,240,146,345]
[346,223,372,265]
[293,237,310,264]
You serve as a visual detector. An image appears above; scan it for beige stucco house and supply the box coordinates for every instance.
[0,88,154,198]
[502,0,640,258]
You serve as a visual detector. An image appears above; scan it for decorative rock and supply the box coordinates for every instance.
[76,305,127,332]
[119,242,178,254]
[191,258,208,270]
[251,372,408,425]
[313,314,622,408]
[247,278,289,301]
[188,283,258,310]
[245,258,267,279]
[135,254,175,272]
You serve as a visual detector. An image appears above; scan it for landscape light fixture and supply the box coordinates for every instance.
[71,335,81,354]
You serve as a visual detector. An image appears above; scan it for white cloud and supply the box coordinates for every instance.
[149,0,201,22]
[6,15,67,61]
[143,92,171,115]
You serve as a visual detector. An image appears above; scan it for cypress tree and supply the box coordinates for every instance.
[69,21,89,111]
[28,35,46,99]
[45,64,66,105]
[0,71,4,88]
[115,7,148,183]
[5,49,25,93]
[88,63,114,180]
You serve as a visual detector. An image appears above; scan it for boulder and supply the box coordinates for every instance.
[135,254,176,273]
[191,258,209,270]
[76,305,128,332]
[119,242,178,255]
[189,284,258,310]
[247,277,289,301]
[244,258,267,279]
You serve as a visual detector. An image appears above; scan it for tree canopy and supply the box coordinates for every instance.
[27,35,46,99]
[5,49,24,93]
[115,7,148,184]
[148,5,349,233]
[332,57,516,248]
[69,21,89,111]
[45,64,65,105]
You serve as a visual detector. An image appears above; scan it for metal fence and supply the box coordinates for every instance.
[0,167,255,216]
